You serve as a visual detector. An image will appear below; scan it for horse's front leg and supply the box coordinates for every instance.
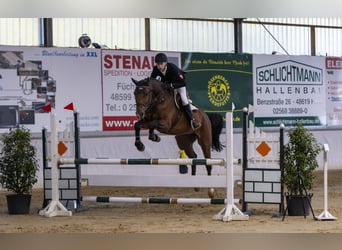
[134,120,145,151]
[148,120,161,142]
[148,128,161,142]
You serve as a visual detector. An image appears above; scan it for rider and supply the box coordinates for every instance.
[150,52,201,130]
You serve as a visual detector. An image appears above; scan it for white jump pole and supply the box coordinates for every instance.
[39,111,72,217]
[316,144,336,221]
[82,196,241,204]
[212,111,249,221]
[60,158,225,166]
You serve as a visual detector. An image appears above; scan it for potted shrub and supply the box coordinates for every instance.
[0,127,39,214]
[282,122,321,216]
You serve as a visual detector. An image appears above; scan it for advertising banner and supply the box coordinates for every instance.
[182,53,253,127]
[326,57,342,126]
[3,46,341,133]
[0,45,102,132]
[101,50,180,131]
[253,55,325,127]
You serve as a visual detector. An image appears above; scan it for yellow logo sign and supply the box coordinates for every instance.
[208,75,230,107]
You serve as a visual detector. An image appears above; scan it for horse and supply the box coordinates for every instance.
[132,77,224,192]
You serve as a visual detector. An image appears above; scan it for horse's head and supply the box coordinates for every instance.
[132,78,153,120]
[132,77,170,120]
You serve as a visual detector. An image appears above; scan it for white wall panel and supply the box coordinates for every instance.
[243,21,310,55]
[0,18,341,56]
[52,18,145,49]
[150,19,234,52]
[0,18,39,46]
[316,27,342,56]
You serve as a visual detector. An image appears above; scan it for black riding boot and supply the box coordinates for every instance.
[183,104,201,129]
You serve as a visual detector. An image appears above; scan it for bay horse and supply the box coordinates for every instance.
[132,78,224,188]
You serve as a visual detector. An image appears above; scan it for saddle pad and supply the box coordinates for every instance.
[190,104,198,111]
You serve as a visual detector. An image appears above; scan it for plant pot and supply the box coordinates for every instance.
[6,194,31,214]
[285,193,313,216]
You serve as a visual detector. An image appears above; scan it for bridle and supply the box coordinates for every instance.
[135,87,157,117]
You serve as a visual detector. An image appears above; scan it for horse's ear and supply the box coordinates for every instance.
[132,78,139,85]
[132,77,150,86]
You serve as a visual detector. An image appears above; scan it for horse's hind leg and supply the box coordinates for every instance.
[198,134,216,198]
[175,134,197,175]
[176,134,214,198]
[197,137,213,176]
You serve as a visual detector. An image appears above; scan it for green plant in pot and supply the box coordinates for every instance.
[0,127,39,214]
[282,122,321,216]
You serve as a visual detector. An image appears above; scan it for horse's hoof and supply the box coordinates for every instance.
[148,134,161,142]
[208,188,215,198]
[135,141,145,152]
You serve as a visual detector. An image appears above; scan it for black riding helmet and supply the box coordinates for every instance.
[155,53,168,63]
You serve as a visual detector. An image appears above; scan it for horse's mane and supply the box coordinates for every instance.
[132,77,174,101]
[136,77,173,95]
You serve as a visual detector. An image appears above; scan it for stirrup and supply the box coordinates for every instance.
[191,120,201,130]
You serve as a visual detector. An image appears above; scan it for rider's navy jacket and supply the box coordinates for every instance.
[150,62,186,89]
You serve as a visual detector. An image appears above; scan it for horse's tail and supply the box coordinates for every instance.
[206,112,224,152]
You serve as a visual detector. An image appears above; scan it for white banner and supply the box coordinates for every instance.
[101,50,180,131]
[253,55,325,127]
[325,57,342,126]
[0,45,102,132]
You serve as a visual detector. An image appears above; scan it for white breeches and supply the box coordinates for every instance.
[174,86,189,105]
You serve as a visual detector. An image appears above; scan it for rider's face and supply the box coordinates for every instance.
[156,62,167,73]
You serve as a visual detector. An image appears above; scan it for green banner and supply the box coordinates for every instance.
[181,52,253,128]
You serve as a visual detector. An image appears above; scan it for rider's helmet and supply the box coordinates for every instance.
[155,53,168,63]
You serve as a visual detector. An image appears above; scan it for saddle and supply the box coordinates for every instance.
[161,82,198,111]
[173,92,197,111]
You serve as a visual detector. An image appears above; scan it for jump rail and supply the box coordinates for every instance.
[82,196,241,205]
[59,158,225,166]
